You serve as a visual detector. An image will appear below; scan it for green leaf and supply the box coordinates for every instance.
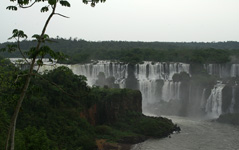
[48,0,57,5]
[8,29,27,40]
[43,34,50,39]
[60,0,71,7]
[32,34,41,41]
[18,0,30,5]
[41,6,49,13]
[12,29,18,34]
[25,47,37,58]
[18,30,28,39]
[6,6,17,11]
[82,0,88,4]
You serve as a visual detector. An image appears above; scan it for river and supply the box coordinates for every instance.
[131,116,239,150]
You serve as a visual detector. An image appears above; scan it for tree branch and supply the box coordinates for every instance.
[54,13,70,18]
[14,74,29,83]
[17,37,29,64]
[18,1,36,9]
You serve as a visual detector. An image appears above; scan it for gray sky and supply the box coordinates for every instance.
[1,0,239,43]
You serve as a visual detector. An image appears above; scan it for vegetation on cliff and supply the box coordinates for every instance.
[0,60,175,150]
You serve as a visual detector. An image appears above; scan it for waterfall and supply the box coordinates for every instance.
[135,62,190,80]
[230,64,239,77]
[229,86,236,113]
[161,81,181,102]
[139,80,158,106]
[135,62,188,108]
[69,61,128,88]
[200,88,206,109]
[205,82,225,118]
[12,58,237,118]
[204,64,239,78]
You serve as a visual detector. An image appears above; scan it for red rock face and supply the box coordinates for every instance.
[80,104,97,125]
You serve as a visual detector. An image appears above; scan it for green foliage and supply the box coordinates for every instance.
[190,49,230,63]
[113,112,174,138]
[6,6,17,11]
[0,63,176,149]
[0,109,10,148]
[16,67,96,150]
[95,112,174,142]
[59,0,71,7]
[40,6,49,12]
[6,0,105,13]
[8,29,28,40]
[95,125,138,142]
[0,58,25,148]
[0,44,18,53]
[0,58,24,109]
[1,39,237,64]
[15,126,51,150]
[83,0,106,7]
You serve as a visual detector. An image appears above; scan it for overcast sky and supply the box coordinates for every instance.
[1,0,239,43]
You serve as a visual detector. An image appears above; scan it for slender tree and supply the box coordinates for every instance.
[2,0,106,150]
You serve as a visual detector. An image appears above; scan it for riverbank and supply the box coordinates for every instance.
[95,118,181,150]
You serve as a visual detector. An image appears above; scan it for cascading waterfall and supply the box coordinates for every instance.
[135,62,190,80]
[10,58,238,118]
[139,80,158,106]
[231,64,239,77]
[135,62,189,108]
[69,61,128,88]
[161,81,181,102]
[229,86,236,113]
[200,88,206,109]
[204,64,239,78]
[205,82,225,118]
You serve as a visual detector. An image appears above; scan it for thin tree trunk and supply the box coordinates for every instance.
[5,58,36,150]
[10,59,35,150]
[5,3,57,150]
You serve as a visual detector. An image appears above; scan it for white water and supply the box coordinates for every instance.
[135,62,189,108]
[9,59,237,118]
[69,61,128,88]
[135,62,190,80]
[229,86,236,113]
[161,81,181,102]
[131,116,239,150]
[205,82,225,118]
[200,88,207,110]
[204,64,239,78]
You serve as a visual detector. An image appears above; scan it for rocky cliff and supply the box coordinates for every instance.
[81,88,142,125]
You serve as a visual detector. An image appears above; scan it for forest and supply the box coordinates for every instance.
[0,57,176,150]
[1,39,239,64]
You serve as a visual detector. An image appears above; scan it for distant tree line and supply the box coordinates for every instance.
[1,38,239,64]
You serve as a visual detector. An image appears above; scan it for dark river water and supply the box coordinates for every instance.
[131,116,239,150]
